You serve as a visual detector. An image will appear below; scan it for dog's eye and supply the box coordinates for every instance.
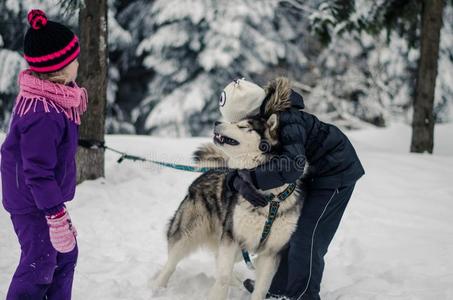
[238,126,253,133]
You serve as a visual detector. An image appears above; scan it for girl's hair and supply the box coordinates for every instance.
[32,66,73,85]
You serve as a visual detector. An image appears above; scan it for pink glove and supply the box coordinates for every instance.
[45,207,77,253]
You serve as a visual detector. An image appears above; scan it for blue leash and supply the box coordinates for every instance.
[78,139,227,173]
[151,161,216,173]
[118,153,218,173]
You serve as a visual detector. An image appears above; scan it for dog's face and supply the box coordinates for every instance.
[213,114,279,161]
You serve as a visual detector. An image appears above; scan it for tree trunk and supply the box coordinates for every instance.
[410,0,444,153]
[76,0,108,183]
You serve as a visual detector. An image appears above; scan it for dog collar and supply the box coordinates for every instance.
[260,183,297,244]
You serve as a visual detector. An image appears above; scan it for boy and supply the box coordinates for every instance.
[222,78,364,300]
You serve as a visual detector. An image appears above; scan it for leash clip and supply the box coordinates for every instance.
[117,154,126,163]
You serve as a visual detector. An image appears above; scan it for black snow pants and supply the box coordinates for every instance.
[268,184,356,300]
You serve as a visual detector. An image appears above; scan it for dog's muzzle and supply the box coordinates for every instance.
[213,131,240,146]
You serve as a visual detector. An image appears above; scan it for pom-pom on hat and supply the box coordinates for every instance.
[219,78,266,122]
[24,9,80,73]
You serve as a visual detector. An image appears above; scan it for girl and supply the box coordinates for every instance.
[221,78,364,300]
[1,9,87,299]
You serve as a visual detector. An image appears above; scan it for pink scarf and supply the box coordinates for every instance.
[14,70,88,125]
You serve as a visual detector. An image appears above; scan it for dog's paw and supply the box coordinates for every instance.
[149,280,166,297]
[149,274,168,292]
[150,287,165,297]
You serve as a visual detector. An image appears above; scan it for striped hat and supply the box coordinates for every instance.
[24,9,80,73]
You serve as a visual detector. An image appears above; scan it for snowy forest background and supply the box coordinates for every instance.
[1,0,452,137]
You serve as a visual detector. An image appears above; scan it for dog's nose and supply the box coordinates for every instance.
[214,121,221,126]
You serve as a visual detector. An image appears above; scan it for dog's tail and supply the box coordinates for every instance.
[193,143,228,168]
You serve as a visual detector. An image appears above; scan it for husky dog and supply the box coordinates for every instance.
[152,114,303,300]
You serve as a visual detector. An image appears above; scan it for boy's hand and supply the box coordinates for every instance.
[45,207,77,253]
[227,170,268,207]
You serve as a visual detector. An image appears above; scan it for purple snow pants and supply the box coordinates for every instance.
[6,211,78,300]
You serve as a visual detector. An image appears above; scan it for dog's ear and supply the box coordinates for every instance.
[266,114,278,133]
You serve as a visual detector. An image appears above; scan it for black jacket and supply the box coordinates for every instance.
[251,91,365,190]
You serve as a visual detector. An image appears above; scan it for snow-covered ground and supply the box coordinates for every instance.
[1,123,453,299]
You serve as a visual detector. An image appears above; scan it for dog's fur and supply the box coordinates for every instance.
[153,78,302,300]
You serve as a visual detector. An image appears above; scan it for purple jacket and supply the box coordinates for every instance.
[1,98,79,214]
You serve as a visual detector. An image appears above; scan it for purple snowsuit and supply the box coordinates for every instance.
[1,96,79,299]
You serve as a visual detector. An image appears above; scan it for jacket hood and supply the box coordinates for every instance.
[289,89,305,109]
[262,77,304,117]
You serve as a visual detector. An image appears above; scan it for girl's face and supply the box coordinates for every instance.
[66,59,79,82]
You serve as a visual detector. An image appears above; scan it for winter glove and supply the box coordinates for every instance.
[228,170,268,207]
[45,207,77,253]
[225,171,238,193]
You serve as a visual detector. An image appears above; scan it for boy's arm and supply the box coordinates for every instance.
[20,113,65,211]
[250,109,307,190]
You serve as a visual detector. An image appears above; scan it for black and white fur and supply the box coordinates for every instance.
[152,114,303,300]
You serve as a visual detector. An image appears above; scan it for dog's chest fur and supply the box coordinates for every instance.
[232,195,301,254]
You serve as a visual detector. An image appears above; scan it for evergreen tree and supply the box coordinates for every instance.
[1,0,452,137]
[365,0,446,153]
[131,0,310,136]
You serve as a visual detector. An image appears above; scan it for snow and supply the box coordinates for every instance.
[0,50,27,95]
[108,10,132,52]
[137,23,191,56]
[151,0,207,26]
[1,123,453,299]
[435,6,453,122]
[5,0,20,14]
[145,74,213,136]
